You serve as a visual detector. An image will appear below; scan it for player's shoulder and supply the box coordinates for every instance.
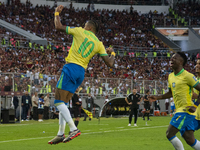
[82,29,100,42]
[127,93,133,97]
[136,93,140,96]
[184,70,193,76]
[183,70,196,79]
[168,72,173,77]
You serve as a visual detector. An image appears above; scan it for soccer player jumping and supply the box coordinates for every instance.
[48,5,115,144]
[149,52,200,150]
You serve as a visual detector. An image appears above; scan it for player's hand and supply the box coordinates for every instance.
[186,106,196,113]
[129,102,132,105]
[148,95,157,102]
[106,47,114,54]
[55,5,64,13]
[137,102,140,105]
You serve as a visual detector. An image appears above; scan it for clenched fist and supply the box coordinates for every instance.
[106,47,114,54]
[55,5,64,13]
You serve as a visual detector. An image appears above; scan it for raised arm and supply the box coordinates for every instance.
[54,5,66,32]
[101,47,115,67]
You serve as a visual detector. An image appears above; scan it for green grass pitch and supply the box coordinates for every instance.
[0,116,199,150]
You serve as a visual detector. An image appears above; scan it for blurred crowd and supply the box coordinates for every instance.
[0,42,199,98]
[154,1,200,27]
[0,0,168,48]
[173,1,200,26]
[0,0,200,98]
[74,0,167,5]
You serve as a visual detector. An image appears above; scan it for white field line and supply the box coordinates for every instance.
[0,122,54,127]
[88,124,109,125]
[0,125,168,144]
[82,130,91,132]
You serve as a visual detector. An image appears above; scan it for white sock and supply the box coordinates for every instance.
[191,139,200,150]
[57,112,66,136]
[57,104,77,131]
[169,136,184,150]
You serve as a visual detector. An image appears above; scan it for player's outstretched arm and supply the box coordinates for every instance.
[54,5,66,32]
[101,47,115,67]
[149,90,172,101]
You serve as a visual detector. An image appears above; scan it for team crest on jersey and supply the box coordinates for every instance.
[172,82,175,88]
[193,76,197,81]
[136,95,138,97]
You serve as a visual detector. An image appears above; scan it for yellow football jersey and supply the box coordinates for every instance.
[65,26,108,69]
[168,69,199,114]
[194,77,200,120]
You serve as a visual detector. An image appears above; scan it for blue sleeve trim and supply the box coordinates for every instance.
[168,135,176,141]
[54,99,64,104]
[193,81,199,88]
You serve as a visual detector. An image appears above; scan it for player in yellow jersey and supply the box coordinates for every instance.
[48,5,115,144]
[149,52,200,150]
[180,58,200,150]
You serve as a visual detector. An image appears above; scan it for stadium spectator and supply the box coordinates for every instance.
[44,93,50,119]
[11,93,20,121]
[38,94,44,122]
[21,91,32,121]
[32,92,38,120]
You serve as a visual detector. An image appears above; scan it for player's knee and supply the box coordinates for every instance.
[183,134,195,145]
[185,137,194,145]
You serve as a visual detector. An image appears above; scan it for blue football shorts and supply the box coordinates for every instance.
[170,112,195,131]
[56,63,85,93]
[180,118,200,136]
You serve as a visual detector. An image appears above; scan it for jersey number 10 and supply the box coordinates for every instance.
[78,38,95,58]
